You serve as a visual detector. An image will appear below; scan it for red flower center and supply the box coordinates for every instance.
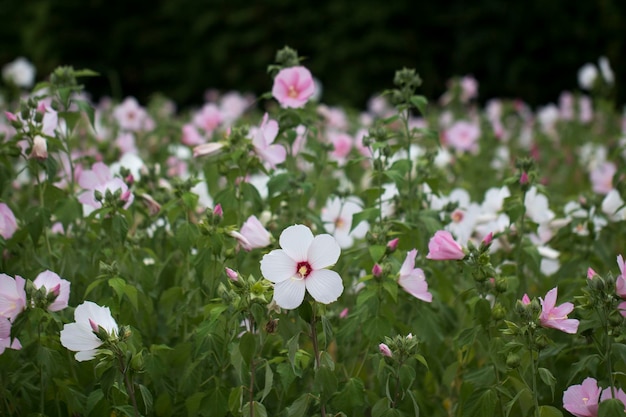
[296,261,312,279]
[288,85,298,98]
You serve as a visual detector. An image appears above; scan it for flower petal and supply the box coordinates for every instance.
[308,234,340,269]
[260,249,297,283]
[305,269,343,304]
[273,277,306,309]
[60,322,102,352]
[279,224,314,262]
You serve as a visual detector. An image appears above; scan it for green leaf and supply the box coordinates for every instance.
[108,277,126,300]
[474,297,492,328]
[185,392,206,417]
[539,405,564,417]
[138,384,153,415]
[368,245,386,263]
[399,364,416,390]
[242,401,267,417]
[351,207,380,232]
[286,394,310,417]
[261,361,273,401]
[599,398,626,417]
[228,386,243,414]
[410,95,428,115]
[175,222,199,252]
[75,99,96,127]
[313,365,338,400]
[371,397,390,417]
[239,331,256,367]
[86,388,105,416]
[538,367,556,400]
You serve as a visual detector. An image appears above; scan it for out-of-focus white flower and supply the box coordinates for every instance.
[578,63,598,90]
[598,56,614,85]
[2,57,36,88]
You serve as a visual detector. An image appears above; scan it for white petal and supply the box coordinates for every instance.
[279,225,313,261]
[74,301,118,336]
[260,250,297,283]
[75,349,98,362]
[273,278,306,309]
[305,270,343,304]
[308,234,340,269]
[60,323,102,352]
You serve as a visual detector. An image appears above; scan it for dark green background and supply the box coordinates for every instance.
[1,0,624,109]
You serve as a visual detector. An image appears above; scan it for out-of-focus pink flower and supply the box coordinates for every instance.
[272,66,315,109]
[231,215,272,251]
[77,162,134,213]
[260,224,343,309]
[213,204,223,217]
[379,343,392,357]
[399,249,432,302]
[539,287,579,334]
[460,75,478,102]
[426,230,465,261]
[33,270,71,312]
[563,377,601,417]
[589,161,616,195]
[193,103,223,134]
[328,131,353,163]
[251,113,286,168]
[0,317,21,354]
[339,308,349,319]
[60,301,119,362]
[616,255,626,299]
[387,238,399,251]
[0,203,18,240]
[443,120,480,154]
[0,274,26,322]
[113,97,149,132]
[600,386,626,409]
[182,124,205,146]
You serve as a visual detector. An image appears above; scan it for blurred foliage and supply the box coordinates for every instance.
[0,0,625,109]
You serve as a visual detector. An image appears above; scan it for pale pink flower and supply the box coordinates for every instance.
[193,103,223,134]
[272,66,315,109]
[600,386,626,408]
[328,131,353,163]
[219,91,251,126]
[232,215,272,251]
[616,255,626,299]
[539,287,579,334]
[379,343,392,357]
[0,317,21,354]
[78,162,134,213]
[460,75,478,102]
[0,274,26,322]
[182,123,205,146]
[426,230,465,260]
[260,224,343,309]
[60,301,118,362]
[590,161,616,194]
[398,249,432,302]
[113,97,149,131]
[579,96,593,123]
[33,270,71,312]
[0,203,18,240]
[578,63,598,90]
[251,113,286,168]
[444,120,480,154]
[563,377,601,417]
[115,132,137,154]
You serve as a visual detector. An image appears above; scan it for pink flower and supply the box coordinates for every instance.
[182,124,205,146]
[113,97,149,131]
[539,287,579,334]
[398,249,432,302]
[587,267,597,279]
[77,162,134,213]
[563,377,601,417]
[387,238,399,251]
[443,120,480,154]
[339,308,349,319]
[0,317,21,355]
[589,161,616,195]
[600,386,626,408]
[251,113,286,168]
[0,203,18,240]
[33,270,71,312]
[616,255,626,299]
[426,230,465,260]
[328,131,353,163]
[379,343,393,357]
[372,264,382,277]
[193,142,225,158]
[231,215,272,251]
[192,103,223,134]
[60,301,119,362]
[0,274,26,322]
[260,224,343,309]
[272,66,315,108]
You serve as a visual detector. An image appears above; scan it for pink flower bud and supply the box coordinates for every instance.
[31,135,48,160]
[50,283,61,298]
[89,319,100,333]
[379,343,392,358]
[213,204,223,217]
[120,189,132,203]
[225,267,238,282]
[339,308,349,319]
[125,174,134,186]
[482,232,493,246]
[520,171,529,185]
[387,237,399,251]
[372,263,382,277]
[36,101,47,114]
[521,294,531,305]
[4,111,17,122]
[587,267,597,279]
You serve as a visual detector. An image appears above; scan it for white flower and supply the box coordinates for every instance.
[524,186,555,225]
[2,57,36,88]
[321,196,369,249]
[598,56,614,85]
[260,224,343,309]
[578,63,598,90]
[60,301,119,362]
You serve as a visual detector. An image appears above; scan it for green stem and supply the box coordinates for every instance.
[310,305,327,417]
[527,332,540,417]
[118,352,139,417]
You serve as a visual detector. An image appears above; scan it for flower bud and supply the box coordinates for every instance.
[379,343,393,358]
[387,237,399,251]
[506,352,521,369]
[225,267,239,282]
[213,204,223,218]
[31,135,48,160]
[372,263,382,278]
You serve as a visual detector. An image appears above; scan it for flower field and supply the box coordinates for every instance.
[1,48,626,417]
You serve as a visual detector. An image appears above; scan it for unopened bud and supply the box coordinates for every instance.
[506,352,521,368]
[31,135,48,160]
[213,204,223,217]
[372,263,382,277]
[225,267,238,282]
[379,343,393,358]
[387,238,399,251]
[587,267,597,279]
[89,319,100,333]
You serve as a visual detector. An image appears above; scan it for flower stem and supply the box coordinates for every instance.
[310,306,326,417]
[118,352,139,417]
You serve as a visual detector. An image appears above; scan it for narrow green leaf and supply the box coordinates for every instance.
[539,405,564,417]
[239,331,256,367]
[261,361,273,401]
[538,367,556,400]
[286,394,310,417]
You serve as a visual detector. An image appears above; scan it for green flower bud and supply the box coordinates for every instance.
[506,352,521,369]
